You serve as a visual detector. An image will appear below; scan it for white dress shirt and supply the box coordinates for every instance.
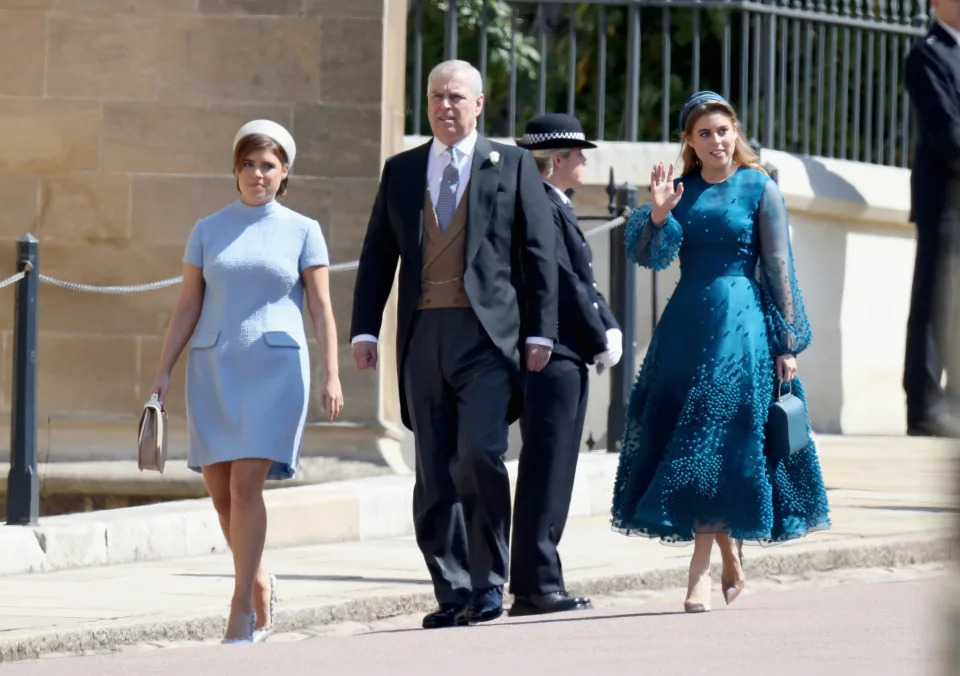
[938,19,960,46]
[546,182,572,206]
[352,132,553,350]
[427,130,476,211]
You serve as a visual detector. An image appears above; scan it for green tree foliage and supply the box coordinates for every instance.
[407,2,747,141]
[406,1,916,165]
[406,0,540,136]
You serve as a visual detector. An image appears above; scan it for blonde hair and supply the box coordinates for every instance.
[678,101,765,177]
[531,148,573,179]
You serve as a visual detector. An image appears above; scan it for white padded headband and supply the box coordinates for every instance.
[233,120,296,167]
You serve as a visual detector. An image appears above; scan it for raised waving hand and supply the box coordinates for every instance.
[650,161,684,226]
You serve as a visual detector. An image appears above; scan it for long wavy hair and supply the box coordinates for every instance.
[678,100,766,178]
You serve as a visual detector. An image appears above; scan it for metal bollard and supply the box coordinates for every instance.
[606,184,638,453]
[6,234,39,525]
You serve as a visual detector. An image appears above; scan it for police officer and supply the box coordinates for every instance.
[509,114,622,616]
[904,1,960,437]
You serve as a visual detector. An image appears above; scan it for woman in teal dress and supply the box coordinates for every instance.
[611,92,830,613]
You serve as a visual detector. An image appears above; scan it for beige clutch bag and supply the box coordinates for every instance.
[137,394,168,473]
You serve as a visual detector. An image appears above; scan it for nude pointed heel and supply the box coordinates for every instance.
[684,568,712,613]
[722,539,746,606]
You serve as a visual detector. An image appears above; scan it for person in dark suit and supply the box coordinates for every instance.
[904,1,960,438]
[350,60,558,628]
[509,114,622,616]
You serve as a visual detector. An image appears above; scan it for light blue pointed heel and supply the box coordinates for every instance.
[252,573,277,643]
[222,610,257,645]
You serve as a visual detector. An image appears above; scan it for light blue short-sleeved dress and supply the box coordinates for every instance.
[183,199,329,480]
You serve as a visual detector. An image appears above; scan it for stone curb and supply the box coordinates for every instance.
[3,436,954,577]
[0,455,618,577]
[0,533,952,663]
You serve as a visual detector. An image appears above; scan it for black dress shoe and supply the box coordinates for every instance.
[422,603,468,629]
[907,414,960,438]
[467,586,503,624]
[508,591,593,617]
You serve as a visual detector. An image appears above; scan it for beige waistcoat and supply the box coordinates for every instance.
[418,186,471,310]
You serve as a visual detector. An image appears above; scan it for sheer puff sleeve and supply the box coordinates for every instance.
[757,178,812,356]
[625,203,683,270]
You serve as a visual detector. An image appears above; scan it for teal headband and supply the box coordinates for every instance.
[679,91,732,131]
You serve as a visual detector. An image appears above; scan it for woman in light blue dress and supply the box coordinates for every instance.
[149,120,343,643]
[610,92,830,613]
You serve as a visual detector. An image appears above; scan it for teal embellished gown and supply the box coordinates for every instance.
[611,167,831,544]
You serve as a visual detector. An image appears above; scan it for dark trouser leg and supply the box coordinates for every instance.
[947,295,960,414]
[510,357,588,596]
[904,223,945,426]
[404,311,471,606]
[937,232,960,412]
[444,310,514,592]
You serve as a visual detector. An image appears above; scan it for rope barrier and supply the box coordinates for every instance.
[582,209,630,238]
[0,271,26,290]
[37,274,183,294]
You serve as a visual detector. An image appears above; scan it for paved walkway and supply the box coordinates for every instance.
[2,573,944,675]
[0,436,957,661]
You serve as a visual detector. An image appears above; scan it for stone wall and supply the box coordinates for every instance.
[0,0,407,463]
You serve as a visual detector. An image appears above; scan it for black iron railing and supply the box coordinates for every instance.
[407,0,928,167]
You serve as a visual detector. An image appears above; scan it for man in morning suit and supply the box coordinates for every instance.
[509,114,622,616]
[904,0,960,437]
[350,60,559,628]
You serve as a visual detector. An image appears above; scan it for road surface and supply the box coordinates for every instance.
[4,565,946,676]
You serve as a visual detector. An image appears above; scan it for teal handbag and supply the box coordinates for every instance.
[765,380,808,461]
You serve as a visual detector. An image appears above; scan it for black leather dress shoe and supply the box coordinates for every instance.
[907,414,960,438]
[467,586,503,624]
[508,591,593,617]
[422,603,468,629]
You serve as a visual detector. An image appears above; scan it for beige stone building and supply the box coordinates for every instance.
[0,0,408,465]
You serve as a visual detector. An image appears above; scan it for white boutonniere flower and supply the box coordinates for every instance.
[488,150,500,166]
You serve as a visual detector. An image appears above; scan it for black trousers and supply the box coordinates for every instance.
[904,219,960,425]
[403,308,514,605]
[509,356,589,596]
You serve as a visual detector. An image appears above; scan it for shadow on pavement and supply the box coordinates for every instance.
[867,505,960,513]
[366,609,689,636]
[175,573,433,586]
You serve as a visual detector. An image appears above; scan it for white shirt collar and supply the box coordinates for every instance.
[431,130,478,160]
[938,19,960,46]
[546,181,571,206]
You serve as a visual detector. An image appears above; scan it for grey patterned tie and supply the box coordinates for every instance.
[436,147,459,232]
